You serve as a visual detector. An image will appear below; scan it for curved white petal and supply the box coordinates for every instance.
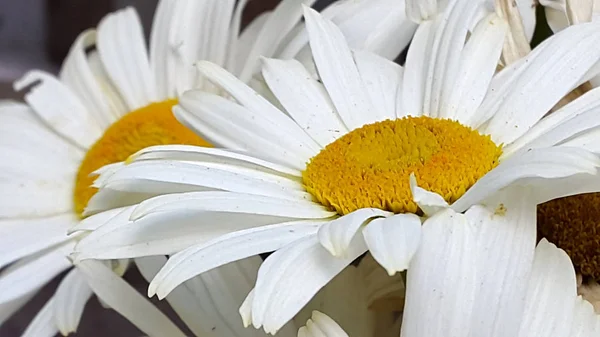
[0,243,73,305]
[421,0,481,119]
[0,102,82,181]
[13,70,102,149]
[97,7,156,110]
[442,13,507,125]
[482,22,600,144]
[409,174,449,216]
[132,145,301,177]
[21,297,58,337]
[362,213,422,276]
[98,159,311,202]
[131,191,332,220]
[318,208,388,258]
[0,214,76,269]
[569,297,600,336]
[237,0,316,83]
[352,50,403,122]
[400,209,477,337]
[402,20,435,117]
[166,0,236,95]
[136,255,261,337]
[303,6,376,130]
[251,235,368,334]
[504,86,600,157]
[60,29,126,127]
[517,239,578,337]
[261,57,348,147]
[53,269,93,335]
[75,260,187,337]
[176,89,318,170]
[466,187,537,337]
[149,220,323,299]
[451,146,600,213]
[406,0,440,22]
[0,179,73,218]
[298,311,349,337]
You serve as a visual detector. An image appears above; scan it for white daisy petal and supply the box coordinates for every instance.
[84,189,157,216]
[149,220,323,299]
[168,0,237,95]
[136,255,259,337]
[237,0,317,83]
[0,179,73,219]
[71,206,132,234]
[53,269,93,336]
[317,208,388,258]
[352,50,403,122]
[569,297,600,336]
[75,206,306,261]
[98,159,310,201]
[401,20,435,117]
[228,0,262,75]
[517,239,578,337]
[504,86,600,157]
[362,213,422,276]
[0,214,76,269]
[132,145,301,177]
[97,7,156,110]
[0,243,73,305]
[409,173,449,217]
[482,22,600,144]
[251,235,368,334]
[406,0,439,23]
[148,0,177,100]
[186,64,321,162]
[470,54,529,129]
[359,0,417,60]
[423,0,480,119]
[467,188,537,337]
[261,57,348,147]
[21,297,58,337]
[299,311,349,337]
[451,146,600,213]
[60,29,125,128]
[0,102,82,180]
[400,209,477,337]
[131,191,332,220]
[13,70,102,149]
[442,13,507,125]
[303,6,376,130]
[75,260,187,337]
[509,104,600,154]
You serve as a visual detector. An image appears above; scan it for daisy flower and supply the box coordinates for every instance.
[0,0,412,335]
[500,0,600,313]
[74,0,600,333]
[298,191,600,336]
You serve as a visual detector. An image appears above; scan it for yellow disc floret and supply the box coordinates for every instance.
[538,193,600,281]
[73,100,211,217]
[303,116,502,215]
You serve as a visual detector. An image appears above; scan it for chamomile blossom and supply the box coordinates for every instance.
[0,0,412,335]
[75,0,600,334]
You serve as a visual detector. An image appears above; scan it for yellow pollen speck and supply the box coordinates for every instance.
[302,116,502,215]
[538,193,600,281]
[73,99,211,217]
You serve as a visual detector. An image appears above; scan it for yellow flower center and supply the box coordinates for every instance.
[538,193,600,281]
[302,116,502,215]
[73,100,210,217]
